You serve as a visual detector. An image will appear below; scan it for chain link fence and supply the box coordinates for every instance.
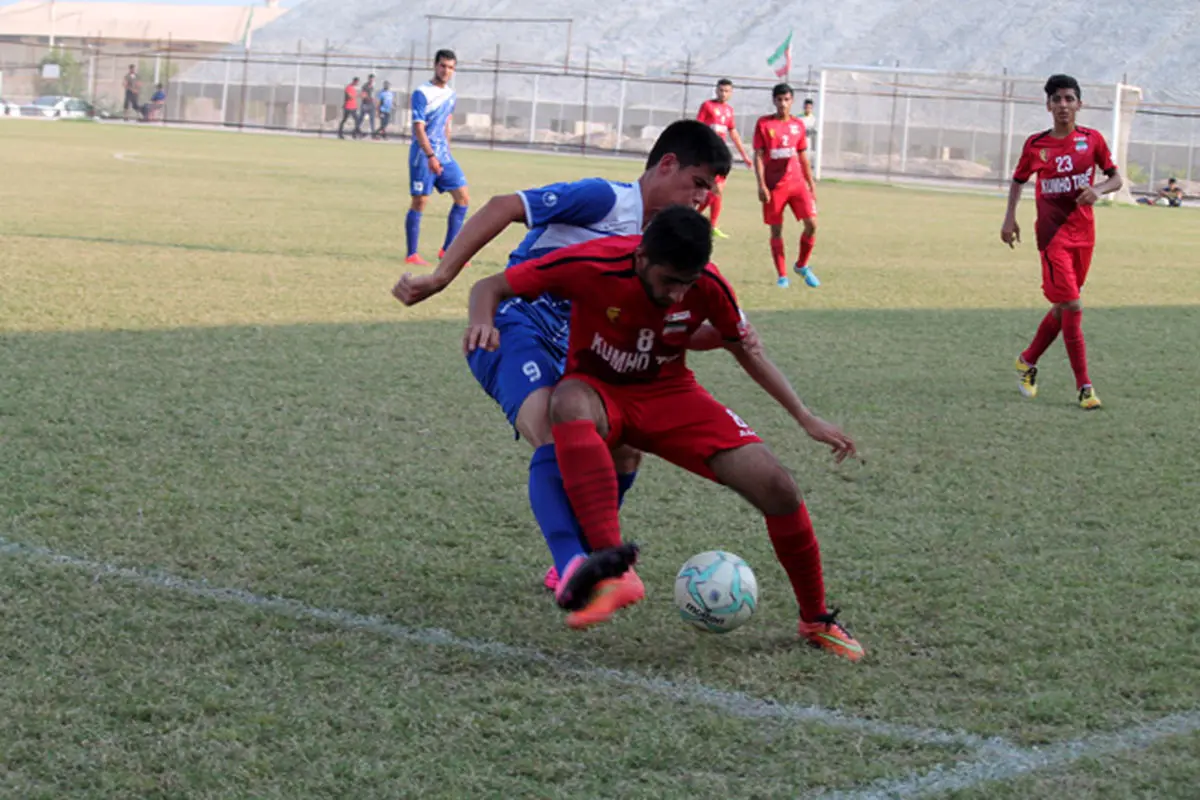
[3,40,1196,199]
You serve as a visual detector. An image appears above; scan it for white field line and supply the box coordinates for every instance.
[818,711,1200,798]
[0,534,997,752]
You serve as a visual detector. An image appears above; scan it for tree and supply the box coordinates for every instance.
[37,48,85,97]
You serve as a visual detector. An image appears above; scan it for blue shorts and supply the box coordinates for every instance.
[466,299,567,430]
[409,151,467,196]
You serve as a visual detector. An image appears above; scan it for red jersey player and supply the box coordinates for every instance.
[696,78,753,239]
[1002,74,1123,410]
[753,83,820,289]
[465,205,865,662]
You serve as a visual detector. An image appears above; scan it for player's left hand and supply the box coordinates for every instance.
[801,416,857,464]
[1077,185,1102,206]
[463,323,500,354]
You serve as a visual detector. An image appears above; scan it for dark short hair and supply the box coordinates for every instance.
[645,119,732,177]
[641,205,712,276]
[716,78,733,88]
[1167,177,1177,184]
[435,49,457,64]
[772,82,794,98]
[804,98,814,106]
[1044,74,1081,100]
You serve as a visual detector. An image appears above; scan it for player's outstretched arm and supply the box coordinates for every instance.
[463,272,518,354]
[1000,181,1024,248]
[394,194,526,306]
[726,342,857,463]
[686,321,764,357]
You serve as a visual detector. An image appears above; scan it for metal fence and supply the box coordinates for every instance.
[3,40,1197,197]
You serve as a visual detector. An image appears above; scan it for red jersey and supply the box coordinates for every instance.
[753,114,808,189]
[1012,126,1116,250]
[505,236,747,385]
[343,84,359,111]
[697,100,736,142]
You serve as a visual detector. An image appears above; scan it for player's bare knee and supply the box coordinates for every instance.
[549,380,607,435]
[453,188,470,206]
[612,445,642,475]
[515,389,553,447]
[803,218,817,235]
[769,225,784,238]
[410,195,428,212]
[758,467,802,517]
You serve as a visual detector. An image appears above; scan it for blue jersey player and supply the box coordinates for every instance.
[394,121,736,593]
[406,49,470,268]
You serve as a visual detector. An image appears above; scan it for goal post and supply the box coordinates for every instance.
[812,65,1141,202]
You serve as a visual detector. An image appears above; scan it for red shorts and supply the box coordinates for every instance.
[763,180,816,225]
[699,174,726,211]
[566,374,762,482]
[1040,244,1093,303]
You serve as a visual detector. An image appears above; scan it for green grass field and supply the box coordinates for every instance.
[2,120,1198,799]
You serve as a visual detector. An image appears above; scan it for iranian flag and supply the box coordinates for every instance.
[767,31,793,78]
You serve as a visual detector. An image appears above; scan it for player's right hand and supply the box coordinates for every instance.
[1000,220,1021,248]
[428,155,444,176]
[757,185,769,204]
[393,272,443,306]
[463,323,500,354]
[801,416,857,464]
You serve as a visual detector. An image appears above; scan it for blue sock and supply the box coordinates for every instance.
[617,471,638,507]
[443,204,468,251]
[405,209,422,257]
[529,444,587,575]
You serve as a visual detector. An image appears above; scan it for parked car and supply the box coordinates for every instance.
[0,97,19,116]
[19,95,97,119]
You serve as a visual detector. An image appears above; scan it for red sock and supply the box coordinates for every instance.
[709,194,723,226]
[769,237,786,278]
[798,232,816,268]
[1060,308,1091,389]
[1021,310,1062,365]
[766,503,828,622]
[551,420,622,550]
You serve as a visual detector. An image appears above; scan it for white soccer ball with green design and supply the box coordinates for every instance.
[674,550,758,633]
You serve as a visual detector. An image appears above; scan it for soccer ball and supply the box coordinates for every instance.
[674,550,759,633]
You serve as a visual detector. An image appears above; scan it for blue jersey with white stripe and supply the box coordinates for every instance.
[410,81,456,161]
[508,178,644,338]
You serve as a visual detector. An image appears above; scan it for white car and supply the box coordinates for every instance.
[19,95,96,119]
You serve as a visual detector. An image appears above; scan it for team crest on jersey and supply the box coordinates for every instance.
[542,192,558,207]
[606,307,621,322]
[1074,139,1088,152]
[1038,149,1048,162]
[789,124,800,134]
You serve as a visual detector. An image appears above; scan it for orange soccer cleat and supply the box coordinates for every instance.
[798,609,865,662]
[566,569,645,630]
